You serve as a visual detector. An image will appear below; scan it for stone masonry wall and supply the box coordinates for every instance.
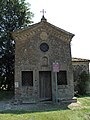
[14,20,74,102]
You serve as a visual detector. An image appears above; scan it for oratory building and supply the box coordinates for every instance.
[12,15,75,103]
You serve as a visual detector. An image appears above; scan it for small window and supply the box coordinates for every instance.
[40,43,49,52]
[42,57,48,66]
[22,71,33,86]
[57,71,67,85]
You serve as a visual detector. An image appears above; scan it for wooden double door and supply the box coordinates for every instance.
[39,71,52,100]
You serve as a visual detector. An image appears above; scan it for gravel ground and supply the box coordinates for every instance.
[0,100,70,112]
[0,101,9,111]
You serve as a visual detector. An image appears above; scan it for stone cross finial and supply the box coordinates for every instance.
[40,9,46,17]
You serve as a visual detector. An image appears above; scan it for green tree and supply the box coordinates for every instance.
[77,71,89,95]
[0,0,34,90]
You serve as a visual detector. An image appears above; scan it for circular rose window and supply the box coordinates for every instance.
[40,43,49,52]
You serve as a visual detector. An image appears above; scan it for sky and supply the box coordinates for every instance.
[26,0,90,59]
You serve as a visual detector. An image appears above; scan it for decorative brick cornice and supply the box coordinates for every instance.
[12,21,74,43]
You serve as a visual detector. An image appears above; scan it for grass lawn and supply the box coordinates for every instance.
[0,109,90,120]
[0,92,90,120]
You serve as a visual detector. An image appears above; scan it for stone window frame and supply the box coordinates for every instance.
[40,43,49,52]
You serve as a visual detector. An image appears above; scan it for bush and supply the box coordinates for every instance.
[77,71,89,95]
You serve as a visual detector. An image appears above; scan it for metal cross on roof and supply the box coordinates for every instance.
[40,9,46,17]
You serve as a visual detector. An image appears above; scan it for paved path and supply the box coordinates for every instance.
[0,100,69,112]
[0,101,9,111]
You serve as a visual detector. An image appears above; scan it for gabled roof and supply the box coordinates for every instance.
[12,16,74,42]
[72,58,90,62]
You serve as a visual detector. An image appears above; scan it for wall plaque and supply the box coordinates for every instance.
[15,82,19,88]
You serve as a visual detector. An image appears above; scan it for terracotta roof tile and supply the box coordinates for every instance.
[72,58,90,62]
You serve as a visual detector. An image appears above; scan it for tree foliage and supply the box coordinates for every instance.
[77,71,89,95]
[0,0,34,90]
